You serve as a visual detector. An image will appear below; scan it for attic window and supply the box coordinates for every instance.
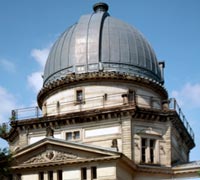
[66,132,73,141]
[66,131,80,141]
[74,131,80,139]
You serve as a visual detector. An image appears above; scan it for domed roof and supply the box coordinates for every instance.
[43,3,163,86]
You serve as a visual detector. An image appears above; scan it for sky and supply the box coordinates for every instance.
[0,0,200,166]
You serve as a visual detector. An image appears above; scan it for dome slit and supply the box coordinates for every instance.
[86,14,94,72]
[68,23,77,73]
[43,4,163,85]
[98,12,109,64]
[59,26,73,71]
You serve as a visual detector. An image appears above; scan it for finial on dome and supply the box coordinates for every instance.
[93,2,109,13]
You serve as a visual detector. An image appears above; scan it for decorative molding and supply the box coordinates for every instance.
[37,71,168,108]
[23,150,78,164]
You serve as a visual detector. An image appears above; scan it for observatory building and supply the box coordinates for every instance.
[2,2,200,180]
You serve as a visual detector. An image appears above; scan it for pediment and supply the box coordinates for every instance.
[23,149,79,165]
[13,137,119,167]
[136,127,162,137]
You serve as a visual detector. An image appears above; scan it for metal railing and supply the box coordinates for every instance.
[169,98,194,140]
[7,93,194,141]
[10,106,42,121]
[10,93,161,120]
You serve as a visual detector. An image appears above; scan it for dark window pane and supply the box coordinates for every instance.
[150,139,155,163]
[48,171,53,180]
[66,132,72,140]
[77,90,83,102]
[39,172,44,180]
[141,138,147,163]
[57,170,62,180]
[74,131,80,139]
[91,166,97,179]
[81,167,87,180]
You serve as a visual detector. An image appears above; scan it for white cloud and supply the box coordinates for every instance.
[0,86,17,123]
[31,46,50,68]
[171,83,200,109]
[27,71,43,93]
[0,59,16,73]
[28,45,51,94]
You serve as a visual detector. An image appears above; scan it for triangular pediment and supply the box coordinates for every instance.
[13,137,120,168]
[23,149,80,165]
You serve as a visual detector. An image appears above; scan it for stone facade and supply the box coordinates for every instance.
[2,2,199,180]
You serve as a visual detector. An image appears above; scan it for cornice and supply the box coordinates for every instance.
[37,72,168,109]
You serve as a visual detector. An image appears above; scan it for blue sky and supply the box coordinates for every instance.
[0,0,200,165]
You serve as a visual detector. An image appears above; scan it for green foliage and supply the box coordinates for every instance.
[0,123,8,138]
[0,148,13,179]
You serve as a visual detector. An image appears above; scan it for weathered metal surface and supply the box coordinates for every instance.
[43,4,162,86]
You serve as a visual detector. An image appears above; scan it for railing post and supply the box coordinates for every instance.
[36,106,39,118]
[122,93,128,105]
[103,93,107,107]
[150,96,153,108]
[162,100,169,110]
[174,99,176,110]
[43,103,47,116]
[56,101,60,114]
[133,90,137,106]
[11,110,17,121]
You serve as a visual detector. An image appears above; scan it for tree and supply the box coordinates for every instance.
[0,123,9,139]
[0,148,13,179]
[0,123,12,179]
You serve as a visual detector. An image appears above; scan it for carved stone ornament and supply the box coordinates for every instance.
[23,150,78,164]
[137,127,162,137]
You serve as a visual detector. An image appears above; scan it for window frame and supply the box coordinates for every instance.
[48,171,53,180]
[57,170,63,180]
[65,130,81,141]
[81,167,87,180]
[91,166,97,179]
[75,88,85,105]
[140,136,158,164]
[39,172,44,180]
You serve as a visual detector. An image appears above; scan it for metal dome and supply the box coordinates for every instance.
[43,3,162,86]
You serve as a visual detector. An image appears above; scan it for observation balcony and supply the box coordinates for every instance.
[6,93,194,141]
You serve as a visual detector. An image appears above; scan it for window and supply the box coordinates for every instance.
[39,172,44,180]
[57,170,62,180]
[75,89,85,105]
[66,131,80,141]
[150,139,155,163]
[81,167,97,180]
[81,167,87,180]
[141,138,156,164]
[141,138,147,163]
[76,90,83,102]
[91,166,97,179]
[66,132,73,140]
[16,174,21,180]
[48,171,53,180]
[74,131,80,139]
[128,89,135,104]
